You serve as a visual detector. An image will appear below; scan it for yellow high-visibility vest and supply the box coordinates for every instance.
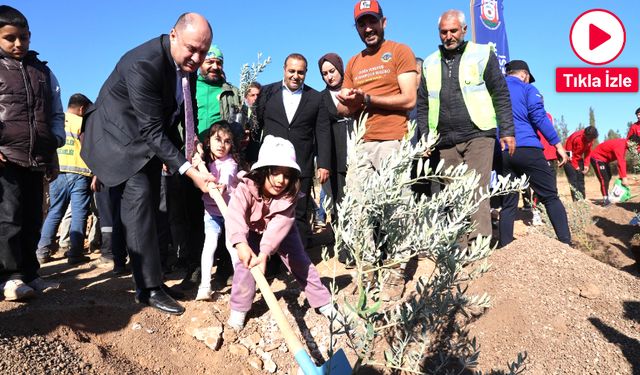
[423,41,497,132]
[57,112,91,176]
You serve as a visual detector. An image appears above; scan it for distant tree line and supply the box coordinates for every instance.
[553,106,630,144]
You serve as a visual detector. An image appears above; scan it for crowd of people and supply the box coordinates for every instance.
[0,1,637,332]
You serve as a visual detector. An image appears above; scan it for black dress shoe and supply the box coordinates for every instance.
[68,255,91,265]
[161,284,184,300]
[137,288,185,315]
[112,264,128,275]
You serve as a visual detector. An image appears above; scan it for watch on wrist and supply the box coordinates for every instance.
[364,94,371,107]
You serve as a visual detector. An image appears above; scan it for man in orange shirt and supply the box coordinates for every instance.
[337,0,418,300]
[338,0,417,165]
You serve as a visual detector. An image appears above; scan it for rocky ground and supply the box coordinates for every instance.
[1,174,639,374]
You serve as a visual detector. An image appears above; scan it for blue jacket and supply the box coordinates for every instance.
[505,75,560,149]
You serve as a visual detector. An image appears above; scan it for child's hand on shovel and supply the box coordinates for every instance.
[191,151,221,197]
[249,252,268,275]
[235,242,255,269]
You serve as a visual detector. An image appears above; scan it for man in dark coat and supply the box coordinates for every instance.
[256,53,331,247]
[81,13,214,315]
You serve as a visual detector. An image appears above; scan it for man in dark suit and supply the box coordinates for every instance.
[256,53,331,247]
[81,13,214,315]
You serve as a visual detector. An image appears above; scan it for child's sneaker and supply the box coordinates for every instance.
[1,279,35,301]
[380,271,406,302]
[195,287,212,301]
[319,303,349,334]
[227,310,247,331]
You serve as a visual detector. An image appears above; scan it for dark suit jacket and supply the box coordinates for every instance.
[81,35,196,187]
[256,82,330,178]
[321,89,353,174]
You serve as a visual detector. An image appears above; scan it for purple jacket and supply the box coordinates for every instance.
[226,177,301,256]
[202,155,238,217]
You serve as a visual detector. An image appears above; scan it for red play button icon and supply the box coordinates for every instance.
[589,23,611,50]
[570,9,626,65]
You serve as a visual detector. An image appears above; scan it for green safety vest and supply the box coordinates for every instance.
[423,42,497,132]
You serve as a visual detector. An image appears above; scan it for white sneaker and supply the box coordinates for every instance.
[227,310,247,331]
[195,287,212,301]
[319,303,349,334]
[27,277,60,292]
[1,279,35,301]
[532,211,543,226]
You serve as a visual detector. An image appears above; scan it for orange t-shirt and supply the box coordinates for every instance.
[343,40,416,141]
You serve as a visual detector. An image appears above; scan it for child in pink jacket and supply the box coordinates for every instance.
[196,122,240,301]
[225,136,335,330]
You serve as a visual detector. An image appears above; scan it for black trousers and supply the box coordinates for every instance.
[330,171,346,219]
[0,164,43,283]
[111,159,163,290]
[410,149,441,199]
[563,159,586,201]
[499,147,571,246]
[157,175,171,265]
[296,176,313,248]
[166,172,205,269]
[591,159,612,197]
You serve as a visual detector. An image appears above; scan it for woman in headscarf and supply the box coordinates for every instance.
[318,53,354,265]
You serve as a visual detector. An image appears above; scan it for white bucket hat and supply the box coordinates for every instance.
[251,135,301,172]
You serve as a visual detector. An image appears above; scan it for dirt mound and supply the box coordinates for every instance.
[1,174,639,374]
[3,232,637,374]
[469,233,640,374]
[0,255,341,375]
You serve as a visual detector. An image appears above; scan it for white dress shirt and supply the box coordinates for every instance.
[282,81,303,124]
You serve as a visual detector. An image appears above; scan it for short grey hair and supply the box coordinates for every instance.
[438,9,466,28]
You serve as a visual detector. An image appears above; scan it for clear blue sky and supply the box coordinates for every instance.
[8,0,640,137]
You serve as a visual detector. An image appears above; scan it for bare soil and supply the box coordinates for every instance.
[1,174,639,374]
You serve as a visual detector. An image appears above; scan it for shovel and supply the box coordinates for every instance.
[249,266,351,374]
[206,183,352,374]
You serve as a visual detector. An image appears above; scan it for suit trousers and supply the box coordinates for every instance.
[296,176,313,248]
[166,173,205,268]
[157,175,171,265]
[0,164,43,283]
[112,159,163,289]
[329,172,346,219]
[499,147,571,246]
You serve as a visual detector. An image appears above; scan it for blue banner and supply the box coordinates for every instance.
[470,0,510,74]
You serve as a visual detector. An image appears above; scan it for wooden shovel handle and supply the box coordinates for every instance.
[250,266,305,355]
[195,162,228,213]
